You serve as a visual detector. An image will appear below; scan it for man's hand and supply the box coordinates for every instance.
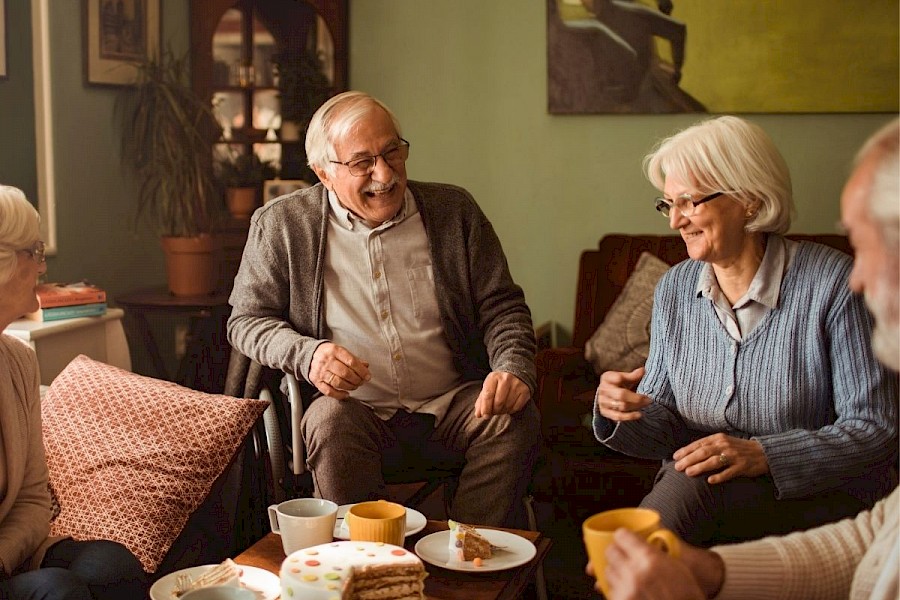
[474,371,530,417]
[673,433,769,484]
[310,342,371,400]
[587,528,723,600]
[596,366,651,421]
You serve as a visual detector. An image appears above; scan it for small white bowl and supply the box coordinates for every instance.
[180,585,255,600]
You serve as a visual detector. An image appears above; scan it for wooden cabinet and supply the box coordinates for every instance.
[190,0,347,179]
[189,0,348,289]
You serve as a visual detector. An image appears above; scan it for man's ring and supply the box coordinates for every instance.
[718,453,729,467]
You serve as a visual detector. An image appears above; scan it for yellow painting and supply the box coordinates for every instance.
[548,0,899,113]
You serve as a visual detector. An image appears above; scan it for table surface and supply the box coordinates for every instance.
[234,520,552,600]
[116,287,231,311]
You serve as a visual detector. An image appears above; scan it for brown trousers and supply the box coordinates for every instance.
[301,385,541,528]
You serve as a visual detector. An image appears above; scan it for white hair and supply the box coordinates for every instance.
[856,118,900,256]
[643,116,794,234]
[855,118,900,370]
[305,91,403,178]
[0,185,41,285]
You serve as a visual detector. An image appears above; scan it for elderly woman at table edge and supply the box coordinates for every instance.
[592,116,898,547]
[0,185,146,599]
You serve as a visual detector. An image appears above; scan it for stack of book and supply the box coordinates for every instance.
[25,282,108,322]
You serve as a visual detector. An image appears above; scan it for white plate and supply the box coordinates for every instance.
[149,565,280,600]
[333,503,428,540]
[414,528,536,572]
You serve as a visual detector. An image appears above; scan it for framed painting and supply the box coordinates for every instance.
[264,179,311,204]
[548,0,899,114]
[84,0,160,86]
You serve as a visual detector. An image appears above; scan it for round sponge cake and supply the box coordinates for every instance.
[280,541,424,600]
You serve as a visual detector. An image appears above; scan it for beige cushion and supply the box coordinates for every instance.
[585,252,670,375]
[42,355,268,573]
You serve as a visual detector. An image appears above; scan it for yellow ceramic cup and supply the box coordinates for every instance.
[583,507,681,597]
[345,500,407,546]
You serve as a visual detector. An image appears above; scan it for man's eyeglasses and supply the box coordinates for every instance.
[18,240,46,263]
[330,139,410,177]
[654,192,724,218]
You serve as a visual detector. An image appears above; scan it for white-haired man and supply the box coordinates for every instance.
[588,119,900,599]
[228,91,540,528]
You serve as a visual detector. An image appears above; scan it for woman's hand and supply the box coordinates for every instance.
[596,366,652,422]
[586,528,720,600]
[673,433,769,484]
[310,342,371,400]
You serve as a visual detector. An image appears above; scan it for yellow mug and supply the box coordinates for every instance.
[345,500,407,546]
[583,507,681,597]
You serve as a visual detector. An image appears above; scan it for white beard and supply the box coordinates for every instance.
[866,279,900,372]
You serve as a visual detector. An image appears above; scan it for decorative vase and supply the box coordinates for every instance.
[160,235,221,296]
[226,187,259,220]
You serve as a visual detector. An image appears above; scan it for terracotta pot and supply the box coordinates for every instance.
[160,235,221,296]
[226,187,259,220]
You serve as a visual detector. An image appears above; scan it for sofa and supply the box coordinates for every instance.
[534,233,852,510]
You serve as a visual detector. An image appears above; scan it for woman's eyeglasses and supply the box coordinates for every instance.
[18,240,46,263]
[654,192,724,218]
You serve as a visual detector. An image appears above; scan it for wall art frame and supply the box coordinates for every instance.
[548,0,899,115]
[84,0,160,86]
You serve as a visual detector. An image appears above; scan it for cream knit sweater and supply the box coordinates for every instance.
[714,486,899,599]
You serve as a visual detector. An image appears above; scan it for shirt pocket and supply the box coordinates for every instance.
[407,265,440,321]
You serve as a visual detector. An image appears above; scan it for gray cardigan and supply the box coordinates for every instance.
[594,241,898,502]
[227,181,536,403]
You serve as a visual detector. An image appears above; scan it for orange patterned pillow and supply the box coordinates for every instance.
[42,355,268,573]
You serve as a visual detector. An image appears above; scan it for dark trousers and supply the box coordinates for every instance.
[640,460,870,547]
[301,385,541,528]
[0,539,146,600]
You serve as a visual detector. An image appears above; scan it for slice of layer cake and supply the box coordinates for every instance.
[172,558,240,597]
[448,520,493,561]
[342,562,427,600]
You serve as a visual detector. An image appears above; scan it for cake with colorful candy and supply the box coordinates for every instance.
[280,541,426,600]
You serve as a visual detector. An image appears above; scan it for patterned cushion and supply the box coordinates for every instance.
[585,252,670,375]
[42,355,268,573]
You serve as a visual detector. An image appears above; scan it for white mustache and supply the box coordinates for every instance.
[363,176,399,194]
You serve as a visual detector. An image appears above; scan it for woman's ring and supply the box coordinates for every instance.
[718,453,729,467]
[327,372,335,385]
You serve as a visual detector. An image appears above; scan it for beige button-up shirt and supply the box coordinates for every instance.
[697,235,799,340]
[323,189,476,422]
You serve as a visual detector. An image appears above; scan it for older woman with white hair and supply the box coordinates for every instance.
[0,186,145,598]
[593,116,898,547]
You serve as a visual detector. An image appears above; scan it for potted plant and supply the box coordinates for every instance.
[216,152,277,220]
[117,49,224,296]
[273,48,331,144]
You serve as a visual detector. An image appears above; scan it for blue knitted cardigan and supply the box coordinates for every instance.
[594,240,898,502]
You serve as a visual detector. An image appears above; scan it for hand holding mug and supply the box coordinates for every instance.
[583,508,681,598]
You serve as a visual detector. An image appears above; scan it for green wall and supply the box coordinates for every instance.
[349,0,896,338]
[2,0,896,345]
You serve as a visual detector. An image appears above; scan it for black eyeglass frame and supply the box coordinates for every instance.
[329,138,411,177]
[654,191,724,217]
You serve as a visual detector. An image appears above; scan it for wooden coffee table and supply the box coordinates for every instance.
[234,520,552,600]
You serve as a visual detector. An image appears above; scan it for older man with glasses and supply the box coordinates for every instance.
[227,91,540,528]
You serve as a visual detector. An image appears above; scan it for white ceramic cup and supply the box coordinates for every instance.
[267,498,338,555]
